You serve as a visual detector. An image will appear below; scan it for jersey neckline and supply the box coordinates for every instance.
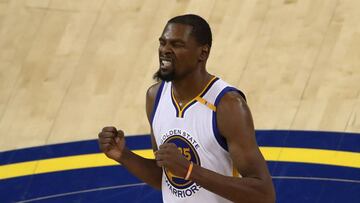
[170,76,219,118]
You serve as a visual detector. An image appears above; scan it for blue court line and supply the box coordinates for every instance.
[1,130,359,165]
[267,161,360,181]
[255,130,360,152]
[272,176,360,183]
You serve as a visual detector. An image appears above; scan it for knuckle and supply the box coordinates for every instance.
[102,126,116,132]
[117,130,124,137]
[103,132,115,137]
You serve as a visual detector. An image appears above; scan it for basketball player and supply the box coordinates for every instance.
[98,14,275,203]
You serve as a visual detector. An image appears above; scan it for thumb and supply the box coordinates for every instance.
[115,136,120,144]
[115,130,125,146]
[117,130,125,138]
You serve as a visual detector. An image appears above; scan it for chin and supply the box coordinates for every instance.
[153,68,175,82]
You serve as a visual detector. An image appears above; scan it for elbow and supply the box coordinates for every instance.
[252,178,276,203]
[261,180,276,203]
[249,187,275,203]
[151,183,162,191]
[232,181,276,203]
[148,174,162,191]
[260,174,276,203]
[264,188,276,203]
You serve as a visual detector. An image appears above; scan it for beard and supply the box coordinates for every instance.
[153,67,176,82]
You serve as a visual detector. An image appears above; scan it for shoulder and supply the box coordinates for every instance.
[217,90,247,112]
[146,82,163,121]
[216,90,253,139]
[146,82,163,102]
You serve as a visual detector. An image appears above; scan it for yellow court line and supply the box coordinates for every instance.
[0,147,359,180]
[261,147,360,168]
[0,150,153,180]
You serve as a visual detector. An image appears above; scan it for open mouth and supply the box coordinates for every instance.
[160,57,173,69]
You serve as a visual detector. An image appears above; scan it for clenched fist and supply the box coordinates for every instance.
[98,126,126,162]
[155,143,191,178]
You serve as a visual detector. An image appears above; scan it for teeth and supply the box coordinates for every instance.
[163,61,171,66]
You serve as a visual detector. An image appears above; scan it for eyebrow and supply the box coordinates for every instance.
[159,37,185,43]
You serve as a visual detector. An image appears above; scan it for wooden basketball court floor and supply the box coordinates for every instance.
[0,0,359,202]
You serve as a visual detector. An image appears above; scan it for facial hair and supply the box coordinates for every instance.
[153,67,175,82]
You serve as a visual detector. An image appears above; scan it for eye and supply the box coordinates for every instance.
[173,42,185,48]
[159,39,166,46]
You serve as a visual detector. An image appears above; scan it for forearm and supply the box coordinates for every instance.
[117,148,163,189]
[190,164,275,203]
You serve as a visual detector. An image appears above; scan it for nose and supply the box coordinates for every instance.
[159,42,172,55]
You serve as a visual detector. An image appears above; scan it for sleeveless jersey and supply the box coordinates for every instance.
[151,77,245,203]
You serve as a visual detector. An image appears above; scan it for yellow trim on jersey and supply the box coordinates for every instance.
[171,76,217,117]
[171,90,182,116]
[195,96,217,111]
[1,147,359,180]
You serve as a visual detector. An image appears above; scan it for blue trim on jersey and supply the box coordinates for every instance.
[150,81,165,126]
[170,89,180,117]
[212,87,245,151]
[200,77,219,97]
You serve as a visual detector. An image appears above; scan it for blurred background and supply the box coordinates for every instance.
[0,0,359,202]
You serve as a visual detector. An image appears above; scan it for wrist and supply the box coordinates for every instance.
[117,147,130,163]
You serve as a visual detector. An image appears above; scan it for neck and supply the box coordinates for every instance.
[171,69,212,103]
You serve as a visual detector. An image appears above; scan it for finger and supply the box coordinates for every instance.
[158,144,165,150]
[155,148,168,156]
[155,151,161,160]
[114,136,120,145]
[99,131,117,138]
[100,138,118,148]
[99,143,112,151]
[156,160,165,167]
[159,143,170,150]
[159,143,177,150]
[155,150,166,160]
[166,143,177,149]
[98,137,114,144]
[102,126,117,133]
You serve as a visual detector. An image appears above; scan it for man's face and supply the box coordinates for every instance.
[155,23,202,82]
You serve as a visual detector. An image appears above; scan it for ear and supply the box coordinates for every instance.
[199,45,210,62]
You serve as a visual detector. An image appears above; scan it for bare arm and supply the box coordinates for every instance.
[98,83,163,189]
[190,92,275,202]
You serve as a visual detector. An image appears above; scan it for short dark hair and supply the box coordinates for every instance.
[168,14,212,48]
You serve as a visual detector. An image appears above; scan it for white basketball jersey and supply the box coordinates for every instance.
[151,77,245,203]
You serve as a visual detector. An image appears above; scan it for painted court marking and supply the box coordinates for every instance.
[2,147,359,180]
[272,176,360,183]
[14,176,360,203]
[16,183,147,203]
